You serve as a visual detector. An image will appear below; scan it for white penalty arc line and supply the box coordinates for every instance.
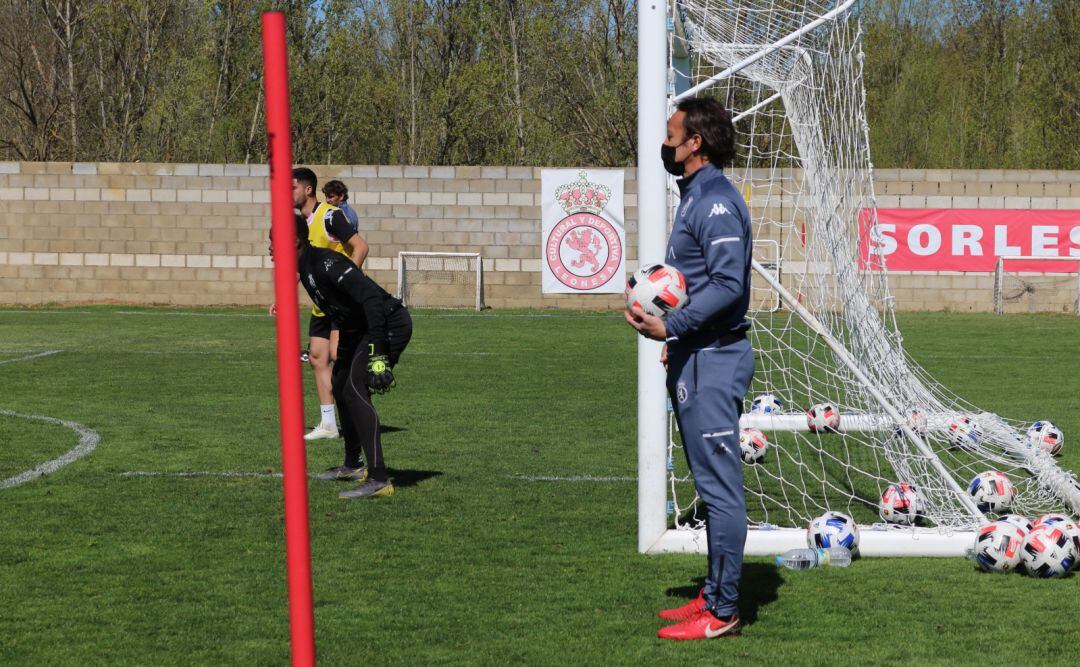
[0,350,62,366]
[0,410,101,489]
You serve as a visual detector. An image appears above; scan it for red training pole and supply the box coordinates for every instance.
[261,11,316,666]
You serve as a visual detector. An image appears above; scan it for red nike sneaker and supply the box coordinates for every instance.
[657,589,706,621]
[657,610,740,640]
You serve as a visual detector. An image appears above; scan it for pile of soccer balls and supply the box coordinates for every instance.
[966,469,1079,577]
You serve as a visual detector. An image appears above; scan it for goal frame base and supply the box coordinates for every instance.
[646,527,976,557]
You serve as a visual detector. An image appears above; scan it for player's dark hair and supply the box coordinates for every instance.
[292,167,318,196]
[676,97,737,166]
[322,179,348,201]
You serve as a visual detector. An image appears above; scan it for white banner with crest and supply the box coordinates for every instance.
[540,169,626,294]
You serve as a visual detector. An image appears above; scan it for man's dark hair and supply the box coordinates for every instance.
[676,97,737,166]
[322,179,348,201]
[293,167,318,195]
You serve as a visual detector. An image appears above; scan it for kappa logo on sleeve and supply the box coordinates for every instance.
[708,202,731,218]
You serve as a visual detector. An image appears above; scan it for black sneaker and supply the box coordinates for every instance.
[316,465,367,482]
[338,479,394,499]
[300,348,310,363]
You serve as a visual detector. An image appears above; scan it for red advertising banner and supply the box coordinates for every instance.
[859,209,1080,272]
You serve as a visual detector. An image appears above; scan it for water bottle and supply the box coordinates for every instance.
[775,547,852,570]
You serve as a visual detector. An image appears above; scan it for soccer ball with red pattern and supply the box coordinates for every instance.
[973,520,1026,573]
[998,514,1033,533]
[1021,524,1077,578]
[1026,421,1064,456]
[806,403,841,433]
[625,264,689,319]
[739,428,769,464]
[1034,514,1080,564]
[948,416,981,450]
[879,482,924,525]
[967,471,1016,513]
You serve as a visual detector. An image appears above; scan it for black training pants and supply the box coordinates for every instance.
[332,308,413,482]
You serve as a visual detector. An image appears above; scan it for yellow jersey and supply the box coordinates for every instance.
[306,202,352,317]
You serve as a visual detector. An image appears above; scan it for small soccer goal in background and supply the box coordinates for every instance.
[993,256,1080,316]
[397,251,485,311]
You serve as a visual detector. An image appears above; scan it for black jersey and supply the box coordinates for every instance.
[297,244,399,340]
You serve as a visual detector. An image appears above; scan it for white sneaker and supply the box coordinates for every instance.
[304,425,340,441]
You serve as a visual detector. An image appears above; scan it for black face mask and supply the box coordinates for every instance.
[661,139,690,176]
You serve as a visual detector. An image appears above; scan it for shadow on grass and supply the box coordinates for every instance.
[379,424,406,434]
[386,468,442,488]
[664,562,782,626]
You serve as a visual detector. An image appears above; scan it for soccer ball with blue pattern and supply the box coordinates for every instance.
[1026,421,1064,456]
[947,415,981,450]
[997,514,1033,532]
[967,471,1016,513]
[1021,524,1077,578]
[973,520,1026,573]
[750,393,783,415]
[807,511,859,552]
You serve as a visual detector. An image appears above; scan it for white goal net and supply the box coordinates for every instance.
[397,252,485,311]
[646,0,1080,555]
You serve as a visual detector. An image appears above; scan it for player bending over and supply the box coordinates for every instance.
[279,213,411,499]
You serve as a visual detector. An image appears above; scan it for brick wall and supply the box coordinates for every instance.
[0,162,1078,311]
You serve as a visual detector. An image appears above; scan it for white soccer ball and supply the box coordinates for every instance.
[973,520,1026,573]
[750,393,783,415]
[1033,514,1080,565]
[879,482,924,525]
[1026,421,1064,456]
[625,264,689,319]
[948,416,981,450]
[739,428,769,464]
[807,511,859,552]
[967,471,1016,513]
[806,403,841,433]
[1021,524,1077,578]
[903,409,929,437]
[997,514,1033,533]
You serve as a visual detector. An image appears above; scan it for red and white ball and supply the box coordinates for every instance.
[948,415,981,450]
[1021,523,1077,578]
[807,403,841,433]
[625,264,689,319]
[739,428,769,464]
[1026,421,1064,456]
[973,520,1026,573]
[997,514,1033,533]
[967,471,1016,513]
[879,482,924,525]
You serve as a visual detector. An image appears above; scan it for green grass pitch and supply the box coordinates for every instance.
[0,307,1078,665]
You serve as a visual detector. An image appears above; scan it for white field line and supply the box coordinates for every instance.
[116,310,266,318]
[430,313,620,319]
[0,410,100,489]
[508,474,636,482]
[0,350,61,365]
[120,470,284,479]
[116,470,636,483]
[0,310,94,315]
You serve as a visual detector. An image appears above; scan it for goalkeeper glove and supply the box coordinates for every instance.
[366,339,395,393]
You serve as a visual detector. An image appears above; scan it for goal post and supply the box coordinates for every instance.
[396,251,485,311]
[993,256,1080,315]
[638,0,1080,558]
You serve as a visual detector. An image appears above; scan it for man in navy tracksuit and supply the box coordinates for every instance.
[626,97,754,640]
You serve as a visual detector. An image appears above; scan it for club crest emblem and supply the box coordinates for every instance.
[545,171,623,290]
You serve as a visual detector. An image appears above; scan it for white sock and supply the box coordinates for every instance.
[319,404,337,430]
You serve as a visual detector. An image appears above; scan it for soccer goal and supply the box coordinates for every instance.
[396,252,485,311]
[636,0,1080,557]
[993,256,1080,315]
